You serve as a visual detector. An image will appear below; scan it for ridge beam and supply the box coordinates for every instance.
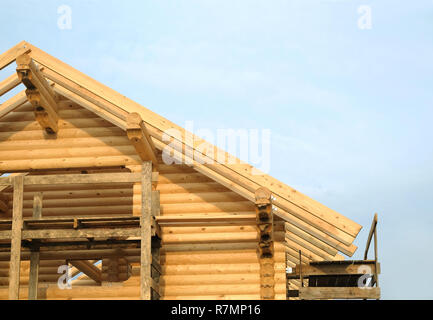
[15,53,58,134]
[126,112,158,168]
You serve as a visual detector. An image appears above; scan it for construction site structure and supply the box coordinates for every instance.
[0,41,373,300]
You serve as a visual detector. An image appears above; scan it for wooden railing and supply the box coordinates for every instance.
[364,213,379,287]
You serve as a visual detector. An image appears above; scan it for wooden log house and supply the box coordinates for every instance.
[0,41,368,300]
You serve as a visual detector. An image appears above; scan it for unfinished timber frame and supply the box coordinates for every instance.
[0,41,366,300]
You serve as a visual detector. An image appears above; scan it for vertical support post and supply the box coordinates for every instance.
[151,190,161,300]
[255,187,275,300]
[29,192,42,300]
[373,218,379,288]
[140,161,152,300]
[8,175,24,300]
[299,250,303,288]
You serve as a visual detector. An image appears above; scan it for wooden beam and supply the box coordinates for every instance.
[0,173,28,192]
[0,73,21,97]
[0,172,158,186]
[0,41,31,70]
[69,260,102,284]
[0,248,141,261]
[8,175,24,300]
[127,113,158,168]
[364,213,378,260]
[51,81,127,130]
[290,262,381,277]
[32,192,43,219]
[15,53,58,134]
[0,90,27,119]
[28,192,42,300]
[0,228,140,240]
[255,187,275,300]
[40,65,128,123]
[155,214,257,227]
[298,287,381,300]
[140,162,152,300]
[151,190,161,237]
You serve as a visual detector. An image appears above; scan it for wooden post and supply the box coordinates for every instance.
[140,162,152,300]
[299,250,303,288]
[151,190,161,300]
[373,220,379,289]
[255,187,275,300]
[28,192,43,300]
[8,175,24,300]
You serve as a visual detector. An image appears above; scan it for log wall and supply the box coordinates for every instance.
[0,101,286,300]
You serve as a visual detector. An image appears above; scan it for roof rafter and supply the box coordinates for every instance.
[0,41,31,70]
[0,74,20,97]
[0,90,27,119]
[16,53,59,134]
[126,113,158,169]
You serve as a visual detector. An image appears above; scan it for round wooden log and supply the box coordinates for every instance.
[161,251,285,265]
[0,145,137,161]
[0,136,132,151]
[157,201,255,214]
[0,118,115,132]
[0,156,141,171]
[155,182,228,194]
[0,127,125,141]
[157,173,212,184]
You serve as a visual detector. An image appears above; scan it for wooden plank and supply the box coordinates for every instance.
[32,192,43,219]
[0,73,21,97]
[0,228,140,240]
[8,175,24,300]
[364,213,378,260]
[298,287,380,300]
[0,172,156,186]
[0,41,31,70]
[28,250,40,300]
[0,248,141,261]
[290,262,380,277]
[140,162,152,300]
[28,192,42,300]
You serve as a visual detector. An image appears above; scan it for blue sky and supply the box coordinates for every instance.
[1,0,433,299]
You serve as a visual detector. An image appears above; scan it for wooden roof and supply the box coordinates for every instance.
[0,41,362,259]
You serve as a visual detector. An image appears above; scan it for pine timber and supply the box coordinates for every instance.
[15,53,59,134]
[140,162,152,300]
[8,176,24,299]
[0,42,366,300]
[19,42,361,250]
[126,113,158,168]
[255,187,275,300]
[28,192,42,300]
[0,74,21,97]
